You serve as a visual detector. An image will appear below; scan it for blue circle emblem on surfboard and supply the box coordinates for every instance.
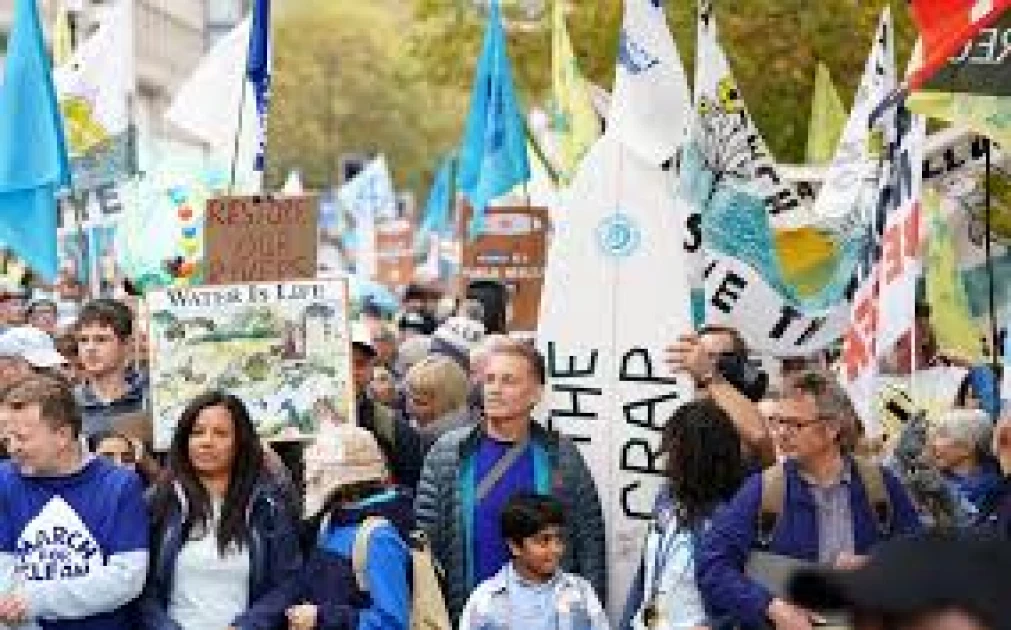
[597,213,641,257]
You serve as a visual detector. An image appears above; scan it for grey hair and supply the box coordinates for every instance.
[782,371,860,453]
[932,408,992,450]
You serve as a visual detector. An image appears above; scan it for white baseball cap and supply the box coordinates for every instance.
[350,321,377,357]
[0,326,67,368]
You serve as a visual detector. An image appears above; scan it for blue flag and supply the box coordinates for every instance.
[246,0,271,173]
[417,156,455,247]
[0,0,72,281]
[457,0,530,237]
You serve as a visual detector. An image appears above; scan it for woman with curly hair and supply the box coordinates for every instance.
[621,399,746,630]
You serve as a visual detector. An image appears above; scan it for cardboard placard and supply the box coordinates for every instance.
[459,204,548,332]
[203,195,319,285]
[375,220,415,290]
[146,279,355,450]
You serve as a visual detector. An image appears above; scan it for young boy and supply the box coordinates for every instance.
[459,493,610,630]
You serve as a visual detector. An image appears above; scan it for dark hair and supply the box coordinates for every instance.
[661,399,745,530]
[0,375,82,438]
[955,372,978,409]
[500,493,566,546]
[153,391,264,555]
[87,429,132,454]
[76,299,133,340]
[699,325,748,354]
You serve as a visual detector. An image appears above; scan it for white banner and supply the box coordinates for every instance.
[805,9,894,228]
[538,134,693,616]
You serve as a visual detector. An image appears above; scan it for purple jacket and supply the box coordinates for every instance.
[696,458,922,628]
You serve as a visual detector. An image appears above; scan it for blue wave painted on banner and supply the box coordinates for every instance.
[681,141,867,313]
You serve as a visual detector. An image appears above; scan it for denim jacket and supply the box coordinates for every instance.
[459,563,610,630]
[620,486,707,630]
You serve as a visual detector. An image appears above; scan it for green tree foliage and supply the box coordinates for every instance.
[268,0,916,197]
[265,0,466,191]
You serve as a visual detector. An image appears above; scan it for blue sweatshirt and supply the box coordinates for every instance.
[0,457,149,630]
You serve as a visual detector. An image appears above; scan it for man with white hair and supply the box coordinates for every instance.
[929,408,1003,524]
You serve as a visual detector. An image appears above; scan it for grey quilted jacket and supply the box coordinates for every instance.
[415,421,607,623]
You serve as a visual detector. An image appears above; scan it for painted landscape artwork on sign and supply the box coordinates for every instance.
[147,279,354,449]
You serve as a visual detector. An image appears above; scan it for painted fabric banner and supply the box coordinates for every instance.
[54,0,134,191]
[682,0,870,355]
[148,279,354,450]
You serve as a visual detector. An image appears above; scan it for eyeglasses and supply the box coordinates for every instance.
[771,416,820,434]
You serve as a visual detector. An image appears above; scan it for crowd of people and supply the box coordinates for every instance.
[0,284,1009,630]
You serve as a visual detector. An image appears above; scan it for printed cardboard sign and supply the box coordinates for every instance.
[204,195,318,284]
[460,204,549,333]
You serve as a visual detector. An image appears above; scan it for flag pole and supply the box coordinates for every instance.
[985,138,1000,372]
[228,79,249,196]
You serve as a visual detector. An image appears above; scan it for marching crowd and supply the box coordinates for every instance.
[0,284,1009,630]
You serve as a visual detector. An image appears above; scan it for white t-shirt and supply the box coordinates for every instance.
[168,506,251,630]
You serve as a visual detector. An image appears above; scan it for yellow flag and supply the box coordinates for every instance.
[53,0,73,66]
[551,0,599,181]
[925,189,986,363]
[908,90,1011,148]
[805,62,847,164]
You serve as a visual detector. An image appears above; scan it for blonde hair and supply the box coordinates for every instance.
[406,355,469,418]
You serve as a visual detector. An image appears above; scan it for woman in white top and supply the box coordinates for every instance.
[620,399,747,630]
[139,391,301,630]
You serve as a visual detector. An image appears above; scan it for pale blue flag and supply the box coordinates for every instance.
[417,156,454,247]
[457,0,530,237]
[0,0,73,281]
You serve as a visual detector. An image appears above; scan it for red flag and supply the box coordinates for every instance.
[908,0,1011,89]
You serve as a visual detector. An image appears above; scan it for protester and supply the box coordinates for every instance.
[929,408,1003,524]
[352,322,424,490]
[87,429,163,488]
[0,291,26,332]
[459,493,610,630]
[371,323,399,372]
[697,370,922,630]
[88,429,137,467]
[0,325,68,382]
[666,326,775,465]
[369,364,399,408]
[395,334,433,380]
[467,334,515,412]
[789,531,1011,630]
[416,338,606,622]
[291,423,415,630]
[25,298,59,337]
[73,299,148,437]
[404,354,472,453]
[429,315,486,372]
[0,375,149,629]
[620,399,747,630]
[974,412,1011,535]
[140,391,302,630]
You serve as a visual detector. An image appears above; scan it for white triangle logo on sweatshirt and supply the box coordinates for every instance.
[16,496,105,582]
